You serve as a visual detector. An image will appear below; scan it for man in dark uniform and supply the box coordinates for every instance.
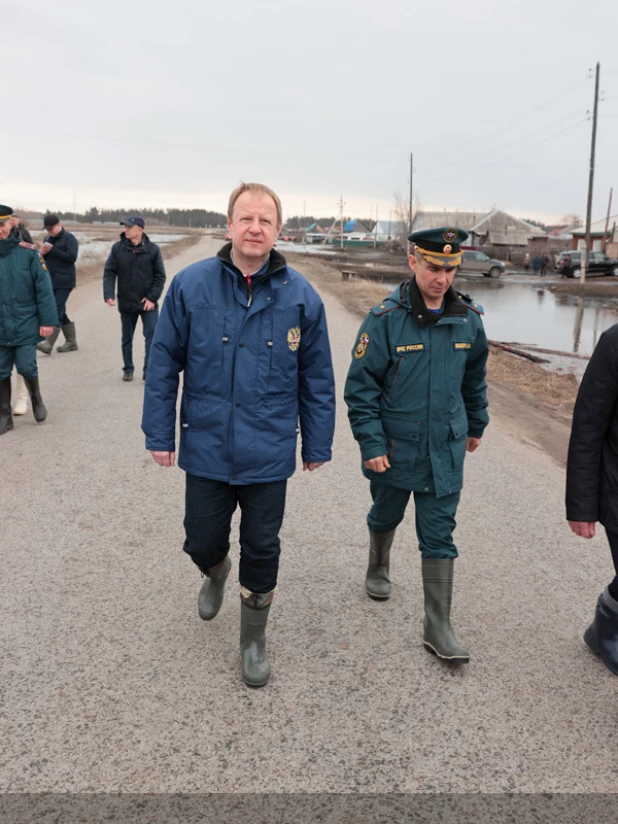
[37,214,79,355]
[344,227,489,663]
[0,206,57,434]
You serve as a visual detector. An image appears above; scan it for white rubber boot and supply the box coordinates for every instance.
[12,373,28,415]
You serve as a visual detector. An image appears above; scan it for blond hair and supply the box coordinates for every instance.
[227,182,282,225]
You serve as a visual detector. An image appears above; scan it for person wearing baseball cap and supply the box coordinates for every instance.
[0,205,57,434]
[37,214,79,355]
[345,226,489,665]
[103,215,166,381]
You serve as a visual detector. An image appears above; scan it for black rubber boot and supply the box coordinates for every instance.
[0,377,14,435]
[240,589,273,687]
[37,327,60,355]
[583,589,618,676]
[24,377,47,423]
[422,558,470,663]
[56,322,78,352]
[366,529,395,600]
[198,556,232,620]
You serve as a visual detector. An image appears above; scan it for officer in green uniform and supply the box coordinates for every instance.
[344,227,489,663]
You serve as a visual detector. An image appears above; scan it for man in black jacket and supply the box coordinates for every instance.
[566,323,618,676]
[103,216,166,382]
[37,214,79,354]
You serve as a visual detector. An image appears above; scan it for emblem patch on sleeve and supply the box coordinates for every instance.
[355,332,370,359]
[287,327,301,351]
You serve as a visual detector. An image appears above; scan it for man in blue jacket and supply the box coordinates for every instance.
[142,183,336,686]
[345,227,489,664]
[37,214,79,355]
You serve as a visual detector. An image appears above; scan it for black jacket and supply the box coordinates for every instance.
[566,323,618,531]
[43,227,79,290]
[103,232,166,314]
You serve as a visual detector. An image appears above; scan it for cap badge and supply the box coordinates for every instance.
[443,228,457,242]
[443,244,452,254]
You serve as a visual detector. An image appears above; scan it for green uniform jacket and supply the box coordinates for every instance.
[0,234,58,346]
[344,277,489,498]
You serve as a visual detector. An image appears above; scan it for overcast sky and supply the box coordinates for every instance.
[2,0,617,223]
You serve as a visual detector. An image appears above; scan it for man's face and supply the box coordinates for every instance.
[0,220,12,240]
[47,223,62,237]
[408,253,457,303]
[10,216,19,229]
[227,192,281,264]
[124,224,143,242]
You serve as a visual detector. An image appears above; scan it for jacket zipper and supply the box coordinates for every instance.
[387,357,404,400]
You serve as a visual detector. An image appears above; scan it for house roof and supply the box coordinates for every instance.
[571,215,618,237]
[411,209,546,245]
[374,220,408,235]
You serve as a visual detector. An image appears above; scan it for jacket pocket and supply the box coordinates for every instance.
[382,415,420,468]
[447,408,468,470]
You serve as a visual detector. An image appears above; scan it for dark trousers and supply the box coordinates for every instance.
[0,344,38,380]
[120,309,158,373]
[605,530,618,600]
[54,287,73,327]
[183,474,287,593]
[367,481,461,559]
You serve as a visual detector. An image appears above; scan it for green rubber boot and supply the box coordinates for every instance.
[0,377,14,435]
[24,377,47,423]
[37,327,60,355]
[197,555,232,620]
[56,322,78,352]
[366,529,395,600]
[240,589,273,687]
[422,558,470,663]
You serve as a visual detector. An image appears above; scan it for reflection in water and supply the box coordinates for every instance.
[573,298,584,353]
[450,277,618,355]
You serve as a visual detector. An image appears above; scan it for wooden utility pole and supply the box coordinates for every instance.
[408,152,414,235]
[582,62,600,283]
[338,195,345,250]
[374,203,379,247]
[603,187,613,252]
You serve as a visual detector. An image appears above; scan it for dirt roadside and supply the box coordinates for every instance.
[287,252,578,467]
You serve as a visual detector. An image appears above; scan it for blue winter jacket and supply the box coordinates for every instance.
[141,245,336,484]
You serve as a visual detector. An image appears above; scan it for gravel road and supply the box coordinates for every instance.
[1,234,615,795]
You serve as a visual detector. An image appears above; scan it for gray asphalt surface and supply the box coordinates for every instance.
[1,235,616,793]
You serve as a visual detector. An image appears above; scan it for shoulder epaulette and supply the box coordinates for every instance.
[456,291,484,315]
[370,300,404,317]
[19,241,38,252]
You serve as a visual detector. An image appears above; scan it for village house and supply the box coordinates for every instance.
[570,215,618,257]
[410,209,546,248]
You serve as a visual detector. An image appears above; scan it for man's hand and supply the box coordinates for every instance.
[39,241,52,255]
[363,455,391,473]
[39,326,54,337]
[568,521,596,539]
[303,462,325,472]
[106,298,116,307]
[466,437,482,453]
[141,298,155,311]
[150,451,175,467]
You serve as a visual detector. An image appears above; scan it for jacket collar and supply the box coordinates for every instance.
[0,232,20,257]
[217,242,287,281]
[397,276,468,327]
[120,231,149,251]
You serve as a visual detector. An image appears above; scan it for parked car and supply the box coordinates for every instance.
[459,250,505,278]
[555,250,618,278]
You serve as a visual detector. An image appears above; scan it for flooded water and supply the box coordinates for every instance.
[456,278,618,356]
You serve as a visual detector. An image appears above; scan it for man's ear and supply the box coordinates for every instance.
[408,254,417,273]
